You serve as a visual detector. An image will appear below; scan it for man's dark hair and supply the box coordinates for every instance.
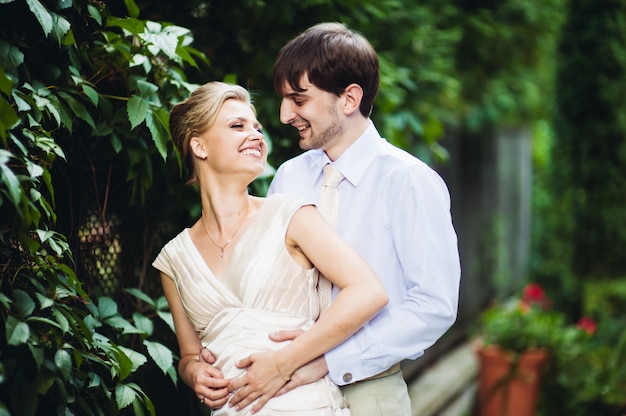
[273,22,380,117]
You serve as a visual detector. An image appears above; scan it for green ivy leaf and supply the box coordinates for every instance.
[25,316,61,331]
[26,0,53,37]
[0,39,25,68]
[57,91,95,130]
[124,0,140,18]
[54,349,72,381]
[26,160,44,180]
[166,364,177,385]
[144,340,173,375]
[46,233,68,256]
[127,95,149,130]
[28,344,44,367]
[34,137,65,159]
[35,293,54,310]
[132,399,146,416]
[145,108,169,160]
[136,79,158,98]
[174,44,197,68]
[104,315,141,334]
[141,22,178,60]
[97,296,118,320]
[0,68,14,95]
[132,312,153,336]
[125,288,156,307]
[118,346,147,373]
[115,384,136,410]
[128,382,156,415]
[6,315,29,345]
[13,289,35,318]
[36,229,54,245]
[81,84,99,106]
[87,371,102,388]
[0,292,10,309]
[12,93,30,112]
[106,16,145,36]
[0,151,23,208]
[0,98,18,144]
[50,12,71,45]
[86,4,102,25]
[32,94,61,126]
[33,369,55,395]
[52,308,70,333]
[113,346,134,381]
[156,310,175,333]
[110,133,122,154]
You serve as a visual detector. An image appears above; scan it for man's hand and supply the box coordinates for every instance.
[274,355,328,397]
[269,330,328,397]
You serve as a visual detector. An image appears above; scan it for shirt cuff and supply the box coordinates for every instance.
[325,330,387,385]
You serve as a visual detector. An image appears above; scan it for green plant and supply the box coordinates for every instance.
[540,318,625,416]
[476,283,626,415]
[530,0,626,318]
[0,0,207,413]
[478,283,568,355]
[539,279,626,416]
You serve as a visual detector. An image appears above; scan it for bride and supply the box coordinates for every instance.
[153,81,388,415]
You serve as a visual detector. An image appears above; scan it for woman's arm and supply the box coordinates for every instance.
[161,273,230,409]
[228,206,388,412]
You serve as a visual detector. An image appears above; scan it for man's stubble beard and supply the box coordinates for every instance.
[299,103,343,151]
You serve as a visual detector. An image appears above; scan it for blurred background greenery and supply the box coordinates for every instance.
[1,0,624,414]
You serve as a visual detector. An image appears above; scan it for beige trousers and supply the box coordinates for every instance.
[340,371,411,416]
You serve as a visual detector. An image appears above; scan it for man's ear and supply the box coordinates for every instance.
[190,137,207,160]
[341,83,363,116]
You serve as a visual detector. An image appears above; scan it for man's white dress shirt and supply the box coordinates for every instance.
[268,121,461,385]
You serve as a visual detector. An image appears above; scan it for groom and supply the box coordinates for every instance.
[198,22,460,415]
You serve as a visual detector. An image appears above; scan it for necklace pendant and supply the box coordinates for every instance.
[219,249,225,259]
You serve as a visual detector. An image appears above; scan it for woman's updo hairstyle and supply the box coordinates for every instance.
[169,81,253,185]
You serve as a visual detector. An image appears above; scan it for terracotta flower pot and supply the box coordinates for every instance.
[476,345,549,416]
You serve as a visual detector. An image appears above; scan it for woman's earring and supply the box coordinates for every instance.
[202,153,207,160]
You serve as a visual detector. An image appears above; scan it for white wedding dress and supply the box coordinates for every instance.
[153,193,349,415]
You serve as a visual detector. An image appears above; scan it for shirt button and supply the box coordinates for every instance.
[343,373,353,383]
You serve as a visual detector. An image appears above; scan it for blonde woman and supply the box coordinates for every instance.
[153,81,387,415]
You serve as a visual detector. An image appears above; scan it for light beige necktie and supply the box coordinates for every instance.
[317,163,345,312]
[318,164,345,228]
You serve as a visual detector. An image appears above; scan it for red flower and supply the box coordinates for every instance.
[522,283,545,304]
[576,317,597,335]
[520,282,553,311]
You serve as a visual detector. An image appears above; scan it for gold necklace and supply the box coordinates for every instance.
[201,206,248,259]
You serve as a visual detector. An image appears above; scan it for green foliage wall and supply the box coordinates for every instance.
[138,0,464,167]
[455,0,566,130]
[0,0,208,413]
[1,0,606,413]
[530,0,626,316]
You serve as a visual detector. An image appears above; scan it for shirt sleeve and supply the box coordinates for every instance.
[325,164,461,385]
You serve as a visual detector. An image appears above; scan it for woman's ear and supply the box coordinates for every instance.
[341,83,363,116]
[190,137,207,160]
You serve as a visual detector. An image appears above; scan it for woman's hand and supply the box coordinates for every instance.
[227,351,289,413]
[181,356,230,410]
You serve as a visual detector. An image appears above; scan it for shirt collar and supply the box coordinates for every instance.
[313,121,381,187]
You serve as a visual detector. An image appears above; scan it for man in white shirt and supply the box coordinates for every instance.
[200,22,460,415]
